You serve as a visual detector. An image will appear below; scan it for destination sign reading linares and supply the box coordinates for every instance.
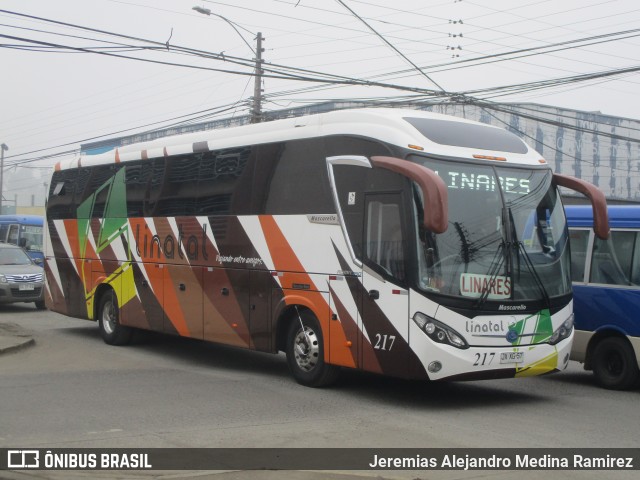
[369,454,635,470]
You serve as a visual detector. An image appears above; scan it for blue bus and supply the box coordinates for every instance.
[0,214,44,263]
[566,205,640,389]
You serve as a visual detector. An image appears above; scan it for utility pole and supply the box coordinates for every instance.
[191,7,264,123]
[0,143,8,215]
[251,32,264,124]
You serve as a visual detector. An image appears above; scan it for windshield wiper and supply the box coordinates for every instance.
[473,240,507,309]
[508,207,551,309]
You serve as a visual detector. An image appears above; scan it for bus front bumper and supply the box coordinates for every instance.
[419,334,573,382]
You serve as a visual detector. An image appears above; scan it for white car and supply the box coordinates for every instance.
[0,243,46,310]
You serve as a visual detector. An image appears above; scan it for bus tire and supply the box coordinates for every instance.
[286,310,339,387]
[35,300,46,310]
[592,337,639,390]
[98,290,132,346]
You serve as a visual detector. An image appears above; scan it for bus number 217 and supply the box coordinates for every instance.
[374,334,396,351]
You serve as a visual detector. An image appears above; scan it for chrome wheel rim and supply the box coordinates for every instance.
[102,300,116,335]
[293,326,319,372]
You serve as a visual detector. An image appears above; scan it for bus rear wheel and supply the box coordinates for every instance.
[98,290,132,346]
[592,337,639,390]
[286,310,339,387]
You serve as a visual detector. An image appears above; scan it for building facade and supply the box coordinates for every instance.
[80,101,640,202]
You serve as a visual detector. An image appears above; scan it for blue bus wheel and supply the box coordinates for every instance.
[592,337,639,390]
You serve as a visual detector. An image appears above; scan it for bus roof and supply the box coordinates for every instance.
[0,214,44,225]
[565,204,640,229]
[56,108,545,171]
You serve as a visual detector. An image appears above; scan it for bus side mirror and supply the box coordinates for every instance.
[371,156,449,234]
[553,173,609,240]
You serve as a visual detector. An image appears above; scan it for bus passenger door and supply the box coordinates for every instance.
[327,156,411,376]
[360,193,410,378]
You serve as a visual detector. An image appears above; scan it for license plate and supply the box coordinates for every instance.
[500,351,524,364]
[19,283,35,291]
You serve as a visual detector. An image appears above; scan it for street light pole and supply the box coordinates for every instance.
[0,143,8,215]
[192,6,264,123]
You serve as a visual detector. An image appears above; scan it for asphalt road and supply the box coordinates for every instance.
[0,303,638,480]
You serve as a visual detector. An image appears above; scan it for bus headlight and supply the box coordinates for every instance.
[548,314,574,345]
[413,312,469,349]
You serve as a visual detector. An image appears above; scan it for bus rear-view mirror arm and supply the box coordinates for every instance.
[553,173,609,240]
[370,156,448,234]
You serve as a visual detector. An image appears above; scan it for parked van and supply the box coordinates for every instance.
[0,215,44,263]
[566,205,640,389]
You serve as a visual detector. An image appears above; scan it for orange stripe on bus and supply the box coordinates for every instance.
[259,216,356,367]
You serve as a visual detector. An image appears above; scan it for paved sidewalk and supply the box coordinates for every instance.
[0,321,35,354]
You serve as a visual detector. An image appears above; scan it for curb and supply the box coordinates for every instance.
[0,322,36,355]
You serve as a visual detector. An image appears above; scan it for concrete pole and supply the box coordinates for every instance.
[0,143,8,215]
[251,33,264,124]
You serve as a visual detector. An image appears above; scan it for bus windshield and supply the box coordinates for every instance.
[413,157,571,303]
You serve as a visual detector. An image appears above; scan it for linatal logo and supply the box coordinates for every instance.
[7,450,39,468]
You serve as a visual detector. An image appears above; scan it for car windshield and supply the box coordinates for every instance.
[0,247,33,265]
[412,156,571,303]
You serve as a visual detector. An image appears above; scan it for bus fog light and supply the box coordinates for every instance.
[428,361,442,373]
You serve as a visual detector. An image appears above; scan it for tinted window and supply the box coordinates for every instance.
[404,117,528,154]
[198,147,251,215]
[86,165,121,218]
[569,229,590,282]
[154,155,201,216]
[146,148,251,217]
[590,231,638,286]
[333,163,407,263]
[125,161,152,217]
[263,139,335,214]
[47,169,78,219]
[364,193,407,282]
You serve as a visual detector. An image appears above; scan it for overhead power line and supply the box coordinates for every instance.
[334,0,445,91]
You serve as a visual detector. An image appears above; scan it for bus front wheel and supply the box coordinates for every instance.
[98,290,132,346]
[285,310,339,387]
[592,337,639,390]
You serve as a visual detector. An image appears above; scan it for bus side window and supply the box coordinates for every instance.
[569,229,589,282]
[364,194,406,282]
[198,148,251,215]
[87,165,121,218]
[590,231,635,286]
[263,139,334,215]
[154,155,201,216]
[125,162,152,217]
[7,225,19,243]
[632,232,640,286]
[47,169,78,220]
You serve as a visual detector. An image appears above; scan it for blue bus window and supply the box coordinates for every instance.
[569,229,589,282]
[590,232,635,286]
